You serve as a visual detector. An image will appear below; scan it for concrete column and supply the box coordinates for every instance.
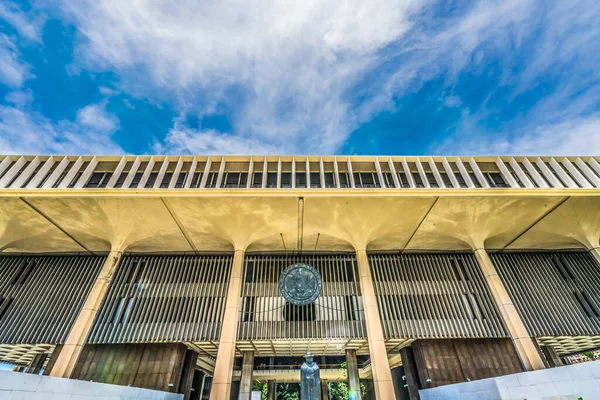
[321,380,329,400]
[49,250,123,378]
[268,380,277,400]
[346,349,362,400]
[238,351,255,400]
[356,250,395,399]
[474,248,545,371]
[26,353,48,374]
[210,250,245,400]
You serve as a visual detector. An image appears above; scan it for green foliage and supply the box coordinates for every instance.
[329,381,349,399]
[583,351,595,360]
[251,382,268,400]
[276,382,300,400]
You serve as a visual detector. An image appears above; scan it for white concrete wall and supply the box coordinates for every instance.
[420,360,600,400]
[0,370,183,400]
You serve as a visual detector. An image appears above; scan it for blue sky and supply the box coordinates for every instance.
[0,0,598,156]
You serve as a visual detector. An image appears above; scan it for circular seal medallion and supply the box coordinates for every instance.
[279,263,322,306]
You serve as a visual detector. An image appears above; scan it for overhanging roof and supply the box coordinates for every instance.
[0,188,598,253]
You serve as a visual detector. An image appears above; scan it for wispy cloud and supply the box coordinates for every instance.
[59,0,599,155]
[435,115,600,155]
[61,0,425,154]
[0,1,45,42]
[0,96,123,155]
[1,0,598,155]
[76,101,119,132]
[0,1,44,87]
[0,34,33,88]
[155,118,281,155]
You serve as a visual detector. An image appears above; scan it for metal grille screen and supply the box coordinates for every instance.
[491,251,600,337]
[88,254,232,343]
[237,254,366,340]
[0,254,104,344]
[369,253,507,339]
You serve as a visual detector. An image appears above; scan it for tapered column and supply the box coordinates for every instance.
[355,250,395,399]
[346,349,362,400]
[238,351,255,400]
[268,380,277,400]
[474,248,545,370]
[49,250,123,378]
[210,250,245,400]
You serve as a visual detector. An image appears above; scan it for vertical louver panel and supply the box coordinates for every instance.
[491,251,600,337]
[237,253,366,340]
[369,253,507,339]
[88,254,233,343]
[0,254,105,344]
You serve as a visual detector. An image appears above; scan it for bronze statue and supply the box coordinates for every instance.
[300,352,321,399]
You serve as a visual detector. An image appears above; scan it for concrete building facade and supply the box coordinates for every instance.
[0,154,599,399]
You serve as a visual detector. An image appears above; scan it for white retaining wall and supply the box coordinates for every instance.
[0,370,183,399]
[420,360,600,400]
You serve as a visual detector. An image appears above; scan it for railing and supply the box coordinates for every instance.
[1,155,598,190]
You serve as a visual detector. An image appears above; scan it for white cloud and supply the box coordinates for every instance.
[98,86,120,97]
[0,1,43,89]
[0,103,123,155]
[76,102,119,132]
[0,34,32,87]
[435,115,600,156]
[60,0,600,155]
[4,89,33,108]
[157,120,281,155]
[0,0,594,156]
[0,1,45,42]
[61,0,424,154]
